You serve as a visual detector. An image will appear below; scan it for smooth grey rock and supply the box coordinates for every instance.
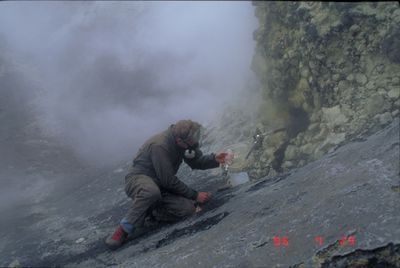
[78,120,400,267]
[2,119,398,268]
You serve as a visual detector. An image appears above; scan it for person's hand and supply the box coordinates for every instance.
[215,150,234,164]
[196,192,211,203]
[215,152,228,164]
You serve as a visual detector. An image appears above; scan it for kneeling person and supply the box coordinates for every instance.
[106,120,227,250]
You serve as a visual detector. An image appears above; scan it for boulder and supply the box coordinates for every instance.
[318,132,346,152]
[284,145,299,160]
[355,73,368,85]
[387,88,400,100]
[322,105,348,128]
[364,94,386,115]
[374,112,393,126]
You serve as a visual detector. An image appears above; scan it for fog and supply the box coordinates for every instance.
[0,2,255,264]
[0,1,257,171]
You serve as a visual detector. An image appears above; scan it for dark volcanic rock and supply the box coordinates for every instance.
[2,119,397,267]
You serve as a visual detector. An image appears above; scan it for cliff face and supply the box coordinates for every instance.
[248,2,400,179]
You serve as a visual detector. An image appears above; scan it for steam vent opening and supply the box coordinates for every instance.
[287,107,310,139]
[271,107,309,173]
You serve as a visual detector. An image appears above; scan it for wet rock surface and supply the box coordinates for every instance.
[1,119,398,267]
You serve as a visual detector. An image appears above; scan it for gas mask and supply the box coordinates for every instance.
[183,128,201,159]
[184,142,199,159]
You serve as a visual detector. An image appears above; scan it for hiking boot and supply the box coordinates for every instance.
[105,225,128,250]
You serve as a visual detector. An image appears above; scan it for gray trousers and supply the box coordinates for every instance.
[124,174,196,228]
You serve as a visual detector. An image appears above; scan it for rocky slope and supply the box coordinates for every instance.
[2,112,398,268]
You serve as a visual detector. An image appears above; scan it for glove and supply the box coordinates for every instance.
[196,192,211,203]
[215,150,234,164]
